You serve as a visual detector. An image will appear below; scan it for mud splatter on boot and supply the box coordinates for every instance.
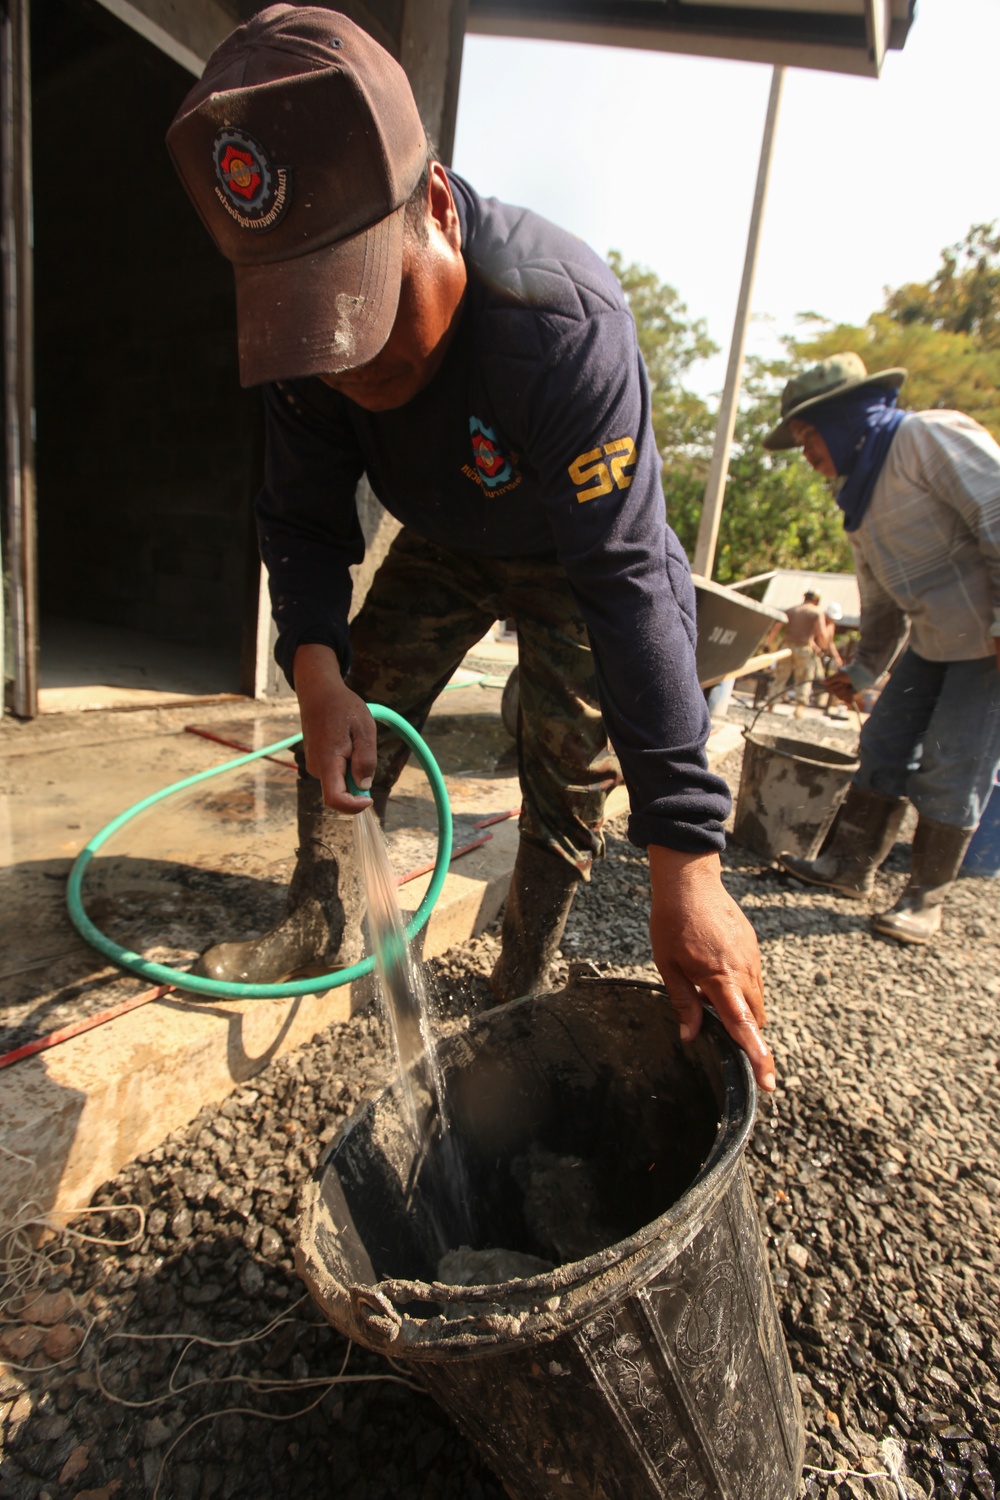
[195,774,365,984]
[778,785,907,899]
[488,838,581,1003]
[871,817,974,945]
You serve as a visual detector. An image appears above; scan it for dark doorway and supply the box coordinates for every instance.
[31,0,261,709]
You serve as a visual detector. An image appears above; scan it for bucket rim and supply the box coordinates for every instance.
[741,725,860,772]
[296,976,758,1356]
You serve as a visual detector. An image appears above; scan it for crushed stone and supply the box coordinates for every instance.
[1,788,998,1499]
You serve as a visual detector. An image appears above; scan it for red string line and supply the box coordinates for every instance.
[184,725,298,770]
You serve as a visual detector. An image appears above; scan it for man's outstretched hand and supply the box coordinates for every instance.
[648,845,775,1093]
[293,643,377,813]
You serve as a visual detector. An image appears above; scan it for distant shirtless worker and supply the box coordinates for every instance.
[768,590,825,717]
[817,601,844,672]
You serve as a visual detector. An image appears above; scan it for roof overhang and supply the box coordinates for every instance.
[467,0,916,78]
[89,0,239,74]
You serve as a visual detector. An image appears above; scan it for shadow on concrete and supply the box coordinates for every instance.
[1,856,293,1054]
[0,1070,88,1234]
[156,989,309,1085]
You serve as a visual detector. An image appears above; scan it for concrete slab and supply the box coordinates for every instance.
[0,819,521,1222]
[0,686,529,1219]
[705,719,744,763]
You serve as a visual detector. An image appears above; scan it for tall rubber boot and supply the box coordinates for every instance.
[870,817,974,945]
[195,775,365,984]
[777,785,908,899]
[488,838,581,1003]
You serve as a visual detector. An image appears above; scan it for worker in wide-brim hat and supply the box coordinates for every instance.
[164,6,774,1089]
[765,352,1000,945]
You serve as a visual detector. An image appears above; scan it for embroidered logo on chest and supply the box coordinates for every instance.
[464,416,521,495]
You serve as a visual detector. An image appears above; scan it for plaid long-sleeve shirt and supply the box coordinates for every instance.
[845,410,1000,690]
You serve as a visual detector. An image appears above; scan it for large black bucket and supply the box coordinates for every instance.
[732,727,859,863]
[296,975,803,1499]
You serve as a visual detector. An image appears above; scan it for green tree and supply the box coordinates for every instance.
[885,222,1000,347]
[607,253,716,551]
[791,314,1000,439]
[791,223,1000,439]
[609,253,854,581]
[709,220,1000,578]
[611,222,1000,582]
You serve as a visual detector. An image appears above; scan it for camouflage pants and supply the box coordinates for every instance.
[346,529,622,876]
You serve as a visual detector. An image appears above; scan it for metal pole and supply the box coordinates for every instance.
[693,65,784,581]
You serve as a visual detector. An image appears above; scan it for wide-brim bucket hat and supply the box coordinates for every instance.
[764,353,907,450]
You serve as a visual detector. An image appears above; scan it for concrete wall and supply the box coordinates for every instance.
[31,5,261,667]
[32,0,468,699]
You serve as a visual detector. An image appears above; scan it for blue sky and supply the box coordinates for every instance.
[452,1,998,397]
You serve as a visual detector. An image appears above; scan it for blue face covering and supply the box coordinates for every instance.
[807,387,905,532]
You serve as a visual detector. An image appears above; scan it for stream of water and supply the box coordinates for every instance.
[352,804,472,1242]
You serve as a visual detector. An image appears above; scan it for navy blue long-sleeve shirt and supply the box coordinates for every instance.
[257,172,731,854]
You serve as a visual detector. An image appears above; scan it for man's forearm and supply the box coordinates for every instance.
[294,641,345,689]
[847,603,908,689]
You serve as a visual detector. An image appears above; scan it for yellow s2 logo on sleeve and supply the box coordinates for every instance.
[568,436,636,503]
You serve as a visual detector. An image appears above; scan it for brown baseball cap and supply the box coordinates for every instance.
[166,5,427,386]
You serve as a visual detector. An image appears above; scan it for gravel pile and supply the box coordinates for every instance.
[2,780,998,1499]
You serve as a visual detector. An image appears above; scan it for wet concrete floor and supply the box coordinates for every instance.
[0,676,519,1054]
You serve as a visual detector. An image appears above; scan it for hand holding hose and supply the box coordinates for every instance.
[293,643,377,813]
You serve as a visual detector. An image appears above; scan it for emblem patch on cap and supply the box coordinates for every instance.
[212,128,290,232]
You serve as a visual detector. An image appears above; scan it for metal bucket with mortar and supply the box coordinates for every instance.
[296,972,803,1499]
[732,703,860,864]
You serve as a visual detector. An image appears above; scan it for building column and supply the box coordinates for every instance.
[400,0,468,162]
[1,0,37,718]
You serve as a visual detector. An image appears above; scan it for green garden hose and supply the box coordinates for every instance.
[65,704,453,999]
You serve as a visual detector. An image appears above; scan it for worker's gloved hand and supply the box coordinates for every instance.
[647,846,775,1093]
[293,643,377,814]
[823,670,862,707]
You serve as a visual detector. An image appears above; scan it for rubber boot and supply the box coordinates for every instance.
[488,838,581,1003]
[870,817,974,945]
[777,785,908,898]
[195,775,365,984]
